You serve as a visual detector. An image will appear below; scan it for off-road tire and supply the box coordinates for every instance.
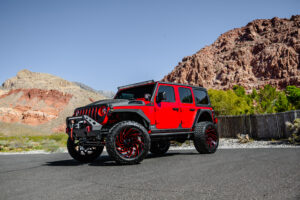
[67,138,104,163]
[106,121,150,165]
[150,141,170,155]
[194,121,219,154]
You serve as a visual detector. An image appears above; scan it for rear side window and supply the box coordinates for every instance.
[193,89,209,105]
[157,85,175,102]
[178,87,193,103]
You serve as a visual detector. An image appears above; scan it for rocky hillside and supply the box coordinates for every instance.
[0,70,106,134]
[163,15,300,91]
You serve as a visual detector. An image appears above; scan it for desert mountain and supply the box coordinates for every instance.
[162,15,300,90]
[0,69,106,134]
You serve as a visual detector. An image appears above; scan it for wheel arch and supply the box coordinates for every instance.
[193,109,213,128]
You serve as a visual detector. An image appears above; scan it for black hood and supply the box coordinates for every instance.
[86,99,145,108]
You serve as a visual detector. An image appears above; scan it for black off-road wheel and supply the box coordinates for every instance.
[193,121,219,154]
[150,141,170,155]
[106,121,150,165]
[67,138,104,163]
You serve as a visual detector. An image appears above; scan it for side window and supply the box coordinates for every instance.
[193,89,209,105]
[157,85,175,102]
[179,87,193,103]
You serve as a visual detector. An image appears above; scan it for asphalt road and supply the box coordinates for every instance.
[0,149,299,200]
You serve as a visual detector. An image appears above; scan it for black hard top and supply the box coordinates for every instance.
[118,80,206,91]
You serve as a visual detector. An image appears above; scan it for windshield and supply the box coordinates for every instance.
[115,84,155,100]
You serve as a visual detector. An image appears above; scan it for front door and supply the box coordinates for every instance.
[154,84,181,129]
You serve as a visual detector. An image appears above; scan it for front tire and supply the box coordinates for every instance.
[67,138,104,163]
[193,121,219,154]
[150,141,170,155]
[106,121,150,165]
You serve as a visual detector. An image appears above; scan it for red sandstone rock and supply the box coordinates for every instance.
[0,89,72,126]
[162,15,300,91]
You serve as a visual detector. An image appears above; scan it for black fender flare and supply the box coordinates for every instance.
[192,109,213,128]
[109,109,151,125]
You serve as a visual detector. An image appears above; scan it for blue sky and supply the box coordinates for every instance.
[0,0,299,92]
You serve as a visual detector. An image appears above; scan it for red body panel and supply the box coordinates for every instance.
[112,82,215,131]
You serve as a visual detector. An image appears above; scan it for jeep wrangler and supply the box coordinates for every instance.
[66,80,218,164]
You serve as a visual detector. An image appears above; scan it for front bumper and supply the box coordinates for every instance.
[66,115,104,139]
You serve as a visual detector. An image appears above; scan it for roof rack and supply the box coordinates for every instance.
[117,80,155,90]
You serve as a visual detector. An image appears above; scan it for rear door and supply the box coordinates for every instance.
[178,86,197,128]
[154,84,181,129]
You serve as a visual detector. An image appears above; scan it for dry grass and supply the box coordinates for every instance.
[0,121,51,136]
[0,133,68,152]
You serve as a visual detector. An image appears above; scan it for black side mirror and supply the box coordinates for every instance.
[156,92,166,103]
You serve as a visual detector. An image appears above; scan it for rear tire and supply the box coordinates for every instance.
[106,121,150,165]
[67,138,104,163]
[193,121,219,154]
[150,141,170,155]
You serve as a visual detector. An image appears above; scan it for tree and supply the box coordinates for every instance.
[286,86,300,109]
[233,85,246,97]
[275,92,290,112]
[257,85,277,113]
[208,89,252,116]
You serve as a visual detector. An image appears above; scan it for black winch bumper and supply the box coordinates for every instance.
[66,115,104,139]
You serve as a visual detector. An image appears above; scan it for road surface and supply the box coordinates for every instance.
[0,149,299,200]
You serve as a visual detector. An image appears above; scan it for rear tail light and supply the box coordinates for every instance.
[212,110,218,123]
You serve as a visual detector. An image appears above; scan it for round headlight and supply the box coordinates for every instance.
[98,106,107,117]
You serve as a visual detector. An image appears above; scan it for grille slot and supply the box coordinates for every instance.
[76,107,100,120]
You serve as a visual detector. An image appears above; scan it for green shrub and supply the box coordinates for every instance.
[208,89,252,115]
[209,85,298,115]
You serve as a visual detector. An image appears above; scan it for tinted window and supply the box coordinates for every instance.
[157,85,175,102]
[193,89,209,105]
[179,87,193,103]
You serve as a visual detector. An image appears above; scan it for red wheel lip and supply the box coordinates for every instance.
[205,127,218,149]
[115,127,145,159]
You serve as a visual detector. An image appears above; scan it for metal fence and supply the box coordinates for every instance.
[217,110,300,139]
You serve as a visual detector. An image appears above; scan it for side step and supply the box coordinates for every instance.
[150,131,194,137]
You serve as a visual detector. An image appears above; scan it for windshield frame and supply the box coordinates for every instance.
[114,83,157,101]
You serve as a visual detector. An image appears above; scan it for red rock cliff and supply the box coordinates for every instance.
[162,15,300,90]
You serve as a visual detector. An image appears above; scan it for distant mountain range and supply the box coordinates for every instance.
[0,69,107,134]
[73,82,115,98]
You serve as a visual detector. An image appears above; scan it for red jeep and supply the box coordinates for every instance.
[66,80,218,164]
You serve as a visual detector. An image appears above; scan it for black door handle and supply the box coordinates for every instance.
[172,108,179,111]
[190,109,195,111]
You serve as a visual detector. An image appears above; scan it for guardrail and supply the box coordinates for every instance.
[217,110,300,139]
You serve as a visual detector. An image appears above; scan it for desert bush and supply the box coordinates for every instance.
[236,134,253,143]
[286,118,300,144]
